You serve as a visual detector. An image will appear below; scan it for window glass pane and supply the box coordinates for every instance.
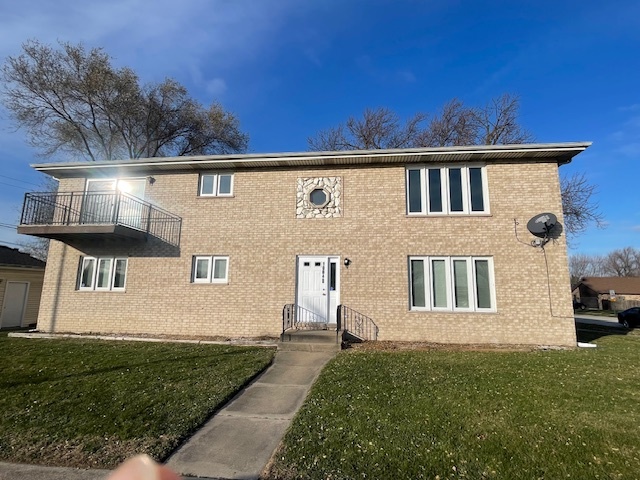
[81,258,95,288]
[309,189,327,206]
[201,175,215,195]
[453,259,469,308]
[449,168,463,212]
[213,258,227,280]
[410,260,425,307]
[428,169,443,212]
[329,262,337,290]
[218,175,232,195]
[195,258,210,280]
[96,258,112,288]
[475,260,492,309]
[407,170,422,213]
[469,168,484,212]
[432,259,448,308]
[113,259,127,288]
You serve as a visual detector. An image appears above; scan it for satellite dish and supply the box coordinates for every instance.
[527,212,557,238]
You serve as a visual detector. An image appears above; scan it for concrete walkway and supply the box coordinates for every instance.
[166,349,336,479]
[0,347,338,480]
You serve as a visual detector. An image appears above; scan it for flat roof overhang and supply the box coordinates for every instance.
[31,142,592,179]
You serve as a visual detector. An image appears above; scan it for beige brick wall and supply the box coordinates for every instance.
[36,160,576,346]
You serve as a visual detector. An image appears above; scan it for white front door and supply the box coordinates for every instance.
[296,256,340,325]
[1,281,29,328]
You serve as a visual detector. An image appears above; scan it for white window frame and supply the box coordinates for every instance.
[409,256,496,312]
[78,256,128,291]
[406,164,489,216]
[192,255,229,284]
[199,173,234,197]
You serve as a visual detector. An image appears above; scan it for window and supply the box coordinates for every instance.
[79,257,128,291]
[309,188,329,207]
[199,174,233,197]
[192,256,229,283]
[409,256,495,312]
[406,165,489,215]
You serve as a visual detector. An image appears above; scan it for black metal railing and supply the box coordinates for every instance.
[282,304,328,334]
[20,191,182,246]
[337,305,379,341]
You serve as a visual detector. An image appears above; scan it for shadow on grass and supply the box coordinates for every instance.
[0,347,259,389]
[575,321,631,343]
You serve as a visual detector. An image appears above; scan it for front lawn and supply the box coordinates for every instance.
[0,336,274,468]
[269,331,640,479]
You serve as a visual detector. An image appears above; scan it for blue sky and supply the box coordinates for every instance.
[0,0,638,255]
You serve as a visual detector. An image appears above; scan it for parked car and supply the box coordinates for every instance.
[617,307,640,329]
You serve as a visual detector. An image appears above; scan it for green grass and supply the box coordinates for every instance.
[269,331,640,479]
[577,309,618,317]
[0,336,274,468]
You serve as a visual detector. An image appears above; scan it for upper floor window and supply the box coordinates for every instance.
[199,173,233,197]
[406,165,489,215]
[79,256,128,291]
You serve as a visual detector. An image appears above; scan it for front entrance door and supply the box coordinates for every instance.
[296,256,340,326]
[1,282,29,328]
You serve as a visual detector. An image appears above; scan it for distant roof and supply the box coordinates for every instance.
[578,277,640,295]
[31,142,592,179]
[0,245,46,269]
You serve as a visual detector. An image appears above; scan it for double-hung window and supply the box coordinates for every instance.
[192,256,229,283]
[199,173,233,197]
[79,257,128,291]
[406,165,488,215]
[409,256,495,312]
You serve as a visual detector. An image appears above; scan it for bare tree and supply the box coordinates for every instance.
[473,93,534,145]
[1,40,248,161]
[309,94,601,237]
[308,108,426,151]
[569,253,605,285]
[415,98,477,147]
[560,173,605,236]
[602,247,640,277]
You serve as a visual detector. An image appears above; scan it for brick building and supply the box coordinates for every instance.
[19,142,590,346]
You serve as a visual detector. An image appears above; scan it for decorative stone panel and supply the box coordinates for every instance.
[296,177,342,219]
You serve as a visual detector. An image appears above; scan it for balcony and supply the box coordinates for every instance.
[18,191,182,247]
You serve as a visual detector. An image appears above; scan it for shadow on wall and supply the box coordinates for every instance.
[65,237,180,258]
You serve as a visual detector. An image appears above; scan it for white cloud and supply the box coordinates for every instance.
[0,0,302,86]
[205,78,227,96]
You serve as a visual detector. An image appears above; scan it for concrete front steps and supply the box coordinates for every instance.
[279,329,341,352]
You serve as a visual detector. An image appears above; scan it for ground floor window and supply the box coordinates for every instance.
[409,256,495,312]
[79,257,128,291]
[192,255,229,283]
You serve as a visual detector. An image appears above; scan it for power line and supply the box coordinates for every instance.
[0,224,17,230]
[0,181,28,191]
[0,174,40,188]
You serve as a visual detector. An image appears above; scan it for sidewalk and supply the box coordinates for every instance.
[0,348,337,480]
[166,349,336,479]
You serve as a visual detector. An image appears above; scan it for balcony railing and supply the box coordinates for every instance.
[20,191,182,246]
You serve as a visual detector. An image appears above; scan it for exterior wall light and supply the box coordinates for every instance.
[344,258,351,267]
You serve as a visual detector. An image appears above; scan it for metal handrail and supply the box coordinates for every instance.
[337,304,379,341]
[282,303,329,334]
[20,190,182,246]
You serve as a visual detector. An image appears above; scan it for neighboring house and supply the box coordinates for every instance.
[18,142,590,346]
[573,277,640,310]
[0,245,46,329]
